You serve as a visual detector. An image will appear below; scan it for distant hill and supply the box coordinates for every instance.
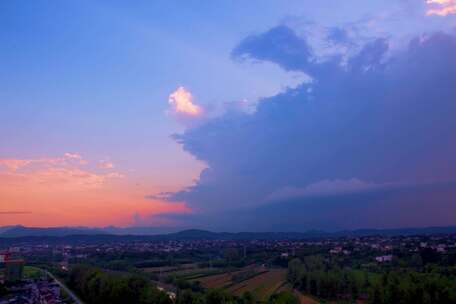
[0,225,20,234]
[101,226,181,235]
[167,227,456,240]
[0,225,106,238]
[0,225,177,238]
[1,225,456,241]
[331,226,456,237]
[169,229,328,240]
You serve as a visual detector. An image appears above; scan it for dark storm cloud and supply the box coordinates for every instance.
[159,182,456,232]
[231,25,314,72]
[161,26,456,230]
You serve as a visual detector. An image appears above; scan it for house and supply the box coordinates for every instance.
[375,255,393,263]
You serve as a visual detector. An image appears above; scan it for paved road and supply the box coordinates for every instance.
[44,270,85,304]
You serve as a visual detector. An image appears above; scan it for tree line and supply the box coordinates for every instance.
[287,256,366,301]
[67,265,299,304]
[369,271,456,304]
[287,256,456,303]
[67,265,172,304]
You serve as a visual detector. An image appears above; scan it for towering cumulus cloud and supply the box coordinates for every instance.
[163,26,456,231]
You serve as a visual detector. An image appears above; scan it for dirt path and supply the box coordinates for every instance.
[293,289,320,304]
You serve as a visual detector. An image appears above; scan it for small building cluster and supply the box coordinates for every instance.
[0,279,63,304]
[0,252,24,284]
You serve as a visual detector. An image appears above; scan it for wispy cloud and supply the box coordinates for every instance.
[0,159,33,171]
[426,0,456,16]
[98,160,115,169]
[0,153,123,191]
[0,153,86,171]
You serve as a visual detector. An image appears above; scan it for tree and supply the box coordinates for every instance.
[205,289,232,304]
[0,283,7,296]
[268,291,299,304]
[370,284,384,304]
[67,265,171,304]
[240,291,255,304]
[287,258,302,286]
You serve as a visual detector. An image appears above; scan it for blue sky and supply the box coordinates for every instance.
[1,0,456,229]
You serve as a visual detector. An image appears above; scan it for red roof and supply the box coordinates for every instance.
[5,259,25,264]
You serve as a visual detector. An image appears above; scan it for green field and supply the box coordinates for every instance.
[23,266,43,279]
[192,266,323,303]
[142,263,224,281]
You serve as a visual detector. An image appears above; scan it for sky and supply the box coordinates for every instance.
[1,0,456,230]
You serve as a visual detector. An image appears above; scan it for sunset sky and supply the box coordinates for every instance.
[1,0,456,230]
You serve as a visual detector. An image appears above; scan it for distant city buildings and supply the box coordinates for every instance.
[0,251,24,283]
[375,255,393,263]
[5,259,24,283]
[0,278,63,304]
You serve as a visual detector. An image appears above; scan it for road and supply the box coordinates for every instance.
[44,270,85,304]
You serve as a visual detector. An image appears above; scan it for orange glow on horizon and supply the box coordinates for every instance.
[0,154,193,227]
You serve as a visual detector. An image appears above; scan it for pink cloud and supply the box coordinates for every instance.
[426,0,456,16]
[167,86,208,127]
[0,154,190,228]
[0,159,33,171]
[169,86,203,116]
[0,153,123,191]
[99,160,115,169]
[64,152,82,159]
[0,152,88,171]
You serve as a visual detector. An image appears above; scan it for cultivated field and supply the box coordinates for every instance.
[142,263,197,274]
[293,290,320,304]
[227,269,286,300]
[195,266,321,303]
[196,271,236,289]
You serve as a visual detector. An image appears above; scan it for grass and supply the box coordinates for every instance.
[293,291,321,304]
[197,272,235,289]
[196,267,291,301]
[203,267,322,304]
[174,268,223,280]
[142,266,179,273]
[351,270,381,285]
[23,266,43,279]
[228,269,286,300]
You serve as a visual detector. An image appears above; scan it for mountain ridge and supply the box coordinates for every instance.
[1,225,456,239]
